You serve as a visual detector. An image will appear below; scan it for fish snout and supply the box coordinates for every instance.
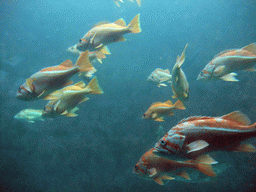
[76,39,88,51]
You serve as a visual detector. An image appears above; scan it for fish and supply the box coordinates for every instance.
[147,68,172,88]
[42,77,104,118]
[171,44,189,101]
[113,0,124,7]
[143,100,186,122]
[153,111,256,164]
[133,148,216,185]
[16,51,96,101]
[76,14,141,52]
[114,0,141,7]
[66,44,109,64]
[14,109,44,123]
[197,43,256,81]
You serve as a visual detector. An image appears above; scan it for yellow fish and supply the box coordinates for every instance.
[66,44,109,64]
[171,44,189,101]
[76,14,141,52]
[42,77,103,118]
[143,100,186,121]
[14,109,44,123]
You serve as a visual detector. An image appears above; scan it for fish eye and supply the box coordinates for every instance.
[43,107,46,111]
[160,139,166,146]
[79,39,82,43]
[134,165,138,171]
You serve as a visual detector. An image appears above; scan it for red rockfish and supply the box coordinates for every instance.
[76,14,141,52]
[16,51,95,100]
[133,148,216,185]
[153,111,256,164]
[197,43,256,81]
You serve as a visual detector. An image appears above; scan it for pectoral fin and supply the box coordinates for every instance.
[158,83,167,87]
[155,117,164,122]
[151,113,158,119]
[37,90,46,98]
[186,140,209,153]
[220,73,238,81]
[90,32,97,44]
[148,168,157,177]
[95,43,103,49]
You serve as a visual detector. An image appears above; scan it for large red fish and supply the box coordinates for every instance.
[153,111,256,163]
[133,148,216,185]
[197,43,256,81]
[16,51,95,100]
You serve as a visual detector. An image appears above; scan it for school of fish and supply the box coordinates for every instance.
[12,1,256,187]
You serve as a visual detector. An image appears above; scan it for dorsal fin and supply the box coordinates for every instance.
[59,59,73,67]
[74,81,86,88]
[151,102,162,106]
[221,111,251,125]
[164,100,173,106]
[164,69,170,74]
[177,116,213,124]
[212,49,236,59]
[242,43,256,54]
[114,18,126,27]
[92,21,110,28]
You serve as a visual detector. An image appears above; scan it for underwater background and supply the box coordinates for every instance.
[1,0,256,191]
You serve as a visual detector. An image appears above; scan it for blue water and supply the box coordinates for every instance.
[1,0,256,191]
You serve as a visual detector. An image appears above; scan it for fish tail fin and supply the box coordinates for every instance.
[195,163,217,177]
[98,46,111,55]
[136,0,141,6]
[128,14,142,33]
[174,100,186,110]
[234,143,256,152]
[76,51,96,73]
[114,0,123,7]
[176,44,188,68]
[86,77,104,94]
[95,51,106,64]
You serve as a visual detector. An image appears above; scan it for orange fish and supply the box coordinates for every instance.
[197,43,256,81]
[153,111,256,163]
[143,100,186,121]
[133,148,216,185]
[42,77,103,118]
[16,51,96,100]
[76,14,141,52]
